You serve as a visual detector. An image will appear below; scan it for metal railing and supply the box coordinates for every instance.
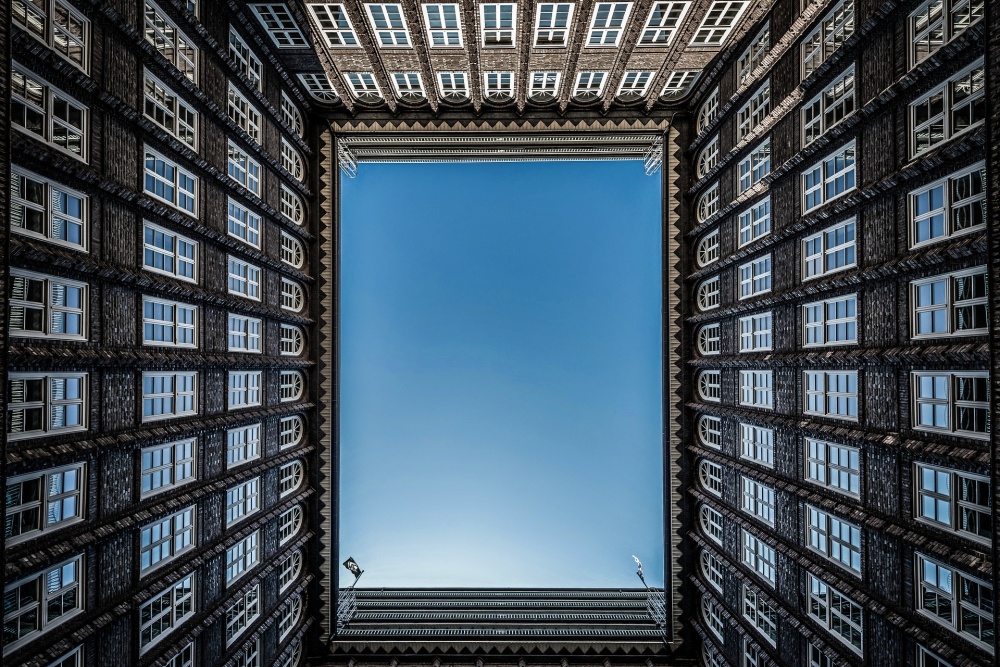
[646,589,666,631]
[337,586,359,632]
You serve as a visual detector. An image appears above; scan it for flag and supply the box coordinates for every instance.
[632,555,643,576]
[343,557,362,579]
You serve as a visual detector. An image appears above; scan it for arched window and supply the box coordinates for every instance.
[278,505,303,545]
[699,459,723,496]
[281,138,305,182]
[280,371,304,402]
[278,594,303,641]
[700,549,724,592]
[698,371,722,402]
[700,504,723,545]
[698,324,721,355]
[279,460,304,497]
[281,232,305,269]
[697,183,720,222]
[280,415,304,449]
[281,278,304,312]
[697,277,721,312]
[697,86,720,134]
[702,596,725,640]
[278,549,303,592]
[280,185,304,226]
[702,643,725,667]
[697,230,720,267]
[698,415,723,449]
[276,642,303,667]
[280,324,305,356]
[281,92,304,138]
[697,136,719,178]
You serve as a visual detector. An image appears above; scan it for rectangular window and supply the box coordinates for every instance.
[740,370,773,409]
[139,506,195,573]
[394,72,425,99]
[803,294,857,346]
[574,71,607,99]
[801,0,854,79]
[143,70,197,149]
[345,72,382,100]
[735,82,769,142]
[226,531,260,584]
[659,70,699,100]
[915,554,993,651]
[638,2,689,45]
[5,463,85,545]
[7,373,87,441]
[229,28,262,90]
[804,370,858,420]
[805,439,860,496]
[140,439,196,497]
[164,643,195,667]
[802,219,856,279]
[226,423,262,468]
[912,371,989,439]
[738,140,771,194]
[738,255,771,298]
[10,270,87,341]
[534,3,574,46]
[741,531,776,585]
[484,71,515,99]
[742,585,777,645]
[910,0,984,66]
[142,371,197,422]
[10,167,87,251]
[617,71,654,99]
[915,463,991,544]
[143,296,197,348]
[249,3,309,47]
[691,1,749,45]
[737,197,770,245]
[802,66,855,146]
[11,64,88,161]
[144,148,197,215]
[309,4,359,47]
[807,505,861,573]
[13,0,89,72]
[228,83,261,143]
[808,574,863,653]
[739,423,774,466]
[366,4,411,46]
[528,71,561,99]
[139,573,195,652]
[227,141,261,196]
[909,163,986,247]
[227,314,262,353]
[740,476,775,526]
[47,646,84,667]
[911,60,984,157]
[916,646,953,667]
[227,256,261,301]
[437,72,468,100]
[911,267,988,339]
[736,23,769,87]
[225,478,261,527]
[143,222,197,282]
[587,2,631,46]
[145,1,197,81]
[738,312,772,352]
[3,556,83,653]
[228,371,263,409]
[225,584,261,646]
[802,142,856,212]
[227,199,261,248]
[298,72,338,102]
[481,3,516,46]
[423,4,462,46]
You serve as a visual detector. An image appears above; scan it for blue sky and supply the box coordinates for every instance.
[339,160,663,588]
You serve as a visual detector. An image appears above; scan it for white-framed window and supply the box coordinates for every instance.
[586,2,631,46]
[224,584,261,646]
[617,71,654,101]
[742,530,775,585]
[697,137,719,178]
[250,4,309,47]
[739,255,771,299]
[802,141,856,212]
[915,554,992,651]
[276,643,303,667]
[140,439,196,498]
[279,505,304,544]
[691,1,749,45]
[228,314,262,353]
[698,370,721,403]
[808,574,863,653]
[909,162,986,248]
[696,183,719,222]
[393,72,425,101]
[698,415,723,449]
[737,82,770,141]
[281,415,305,449]
[802,218,856,279]
[805,439,860,496]
[736,23,769,87]
[235,636,260,667]
[279,460,305,498]
[143,70,197,149]
[910,0,984,66]
[740,475,775,525]
[697,229,720,267]
[528,71,561,101]
[227,199,261,249]
[697,276,720,311]
[282,92,304,138]
[702,596,725,640]
[743,638,764,667]
[911,267,988,339]
[738,312,772,352]
[278,595,303,640]
[480,3,516,46]
[738,140,771,194]
[143,147,197,215]
[144,0,197,81]
[13,0,89,72]
[281,371,305,402]
[298,72,340,102]
[228,83,261,143]
[142,371,196,422]
[227,141,261,196]
[737,198,770,246]
[143,297,196,349]
[366,3,411,46]
[281,138,305,181]
[281,232,305,268]
[164,643,195,667]
[573,71,606,101]
[484,71,515,101]
[226,423,262,468]
[807,505,861,573]
[701,549,725,592]
[5,463,85,545]
[638,2,690,45]
[281,184,306,226]
[803,66,855,146]
[697,87,720,133]
[801,0,854,79]
[739,423,773,466]
[915,645,954,667]
[143,222,197,282]
[281,324,306,356]
[423,3,462,46]
[227,257,261,301]
[803,294,857,346]
[700,504,723,544]
[282,278,305,312]
[279,549,304,592]
[697,324,721,356]
[3,556,84,652]
[11,65,88,161]
[46,646,84,667]
[743,585,777,645]
[10,167,87,251]
[662,71,701,101]
[139,506,195,573]
[911,60,984,158]
[437,72,469,101]
[808,643,834,667]
[228,371,263,409]
[534,3,574,46]
[226,478,261,527]
[7,373,87,440]
[139,573,195,652]
[309,4,359,47]
[10,270,87,341]
[804,370,858,420]
[911,371,989,439]
[226,531,260,584]
[345,72,382,101]
[915,463,990,544]
[699,459,723,496]
[229,28,262,90]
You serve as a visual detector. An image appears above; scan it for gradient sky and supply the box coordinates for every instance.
[339,160,663,588]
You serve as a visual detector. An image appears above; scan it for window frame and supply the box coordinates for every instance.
[802,65,855,147]
[228,370,263,409]
[227,256,262,301]
[801,141,856,213]
[143,69,198,149]
[138,573,195,653]
[908,162,986,248]
[365,3,412,47]
[143,147,198,216]
[533,3,575,47]
[741,530,776,586]
[802,218,856,280]
[910,266,989,339]
[803,370,859,421]
[229,27,263,91]
[480,3,517,47]
[10,166,88,251]
[140,438,196,498]
[13,0,90,73]
[801,0,855,80]
[7,372,88,441]
[739,423,774,467]
[585,2,632,47]
[308,3,360,47]
[3,555,84,653]
[228,83,262,143]
[142,296,197,349]
[914,553,993,651]
[911,371,990,440]
[226,423,262,468]
[690,0,750,46]
[226,477,261,527]
[740,475,775,526]
[802,293,858,347]
[422,3,463,47]
[224,583,261,646]
[805,438,860,497]
[742,584,778,645]
[738,255,772,300]
[11,63,89,161]
[226,531,261,585]
[738,140,771,194]
[807,573,863,654]
[806,504,862,574]
[143,221,198,283]
[141,371,197,422]
[909,0,984,67]
[249,3,310,48]
[139,506,196,574]
[638,2,691,46]
[909,60,985,158]
[9,269,88,341]
[144,0,197,81]
[736,81,770,142]
[914,462,991,545]
[5,462,86,546]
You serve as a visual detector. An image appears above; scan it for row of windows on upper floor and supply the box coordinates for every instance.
[16,635,303,667]
[6,370,308,441]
